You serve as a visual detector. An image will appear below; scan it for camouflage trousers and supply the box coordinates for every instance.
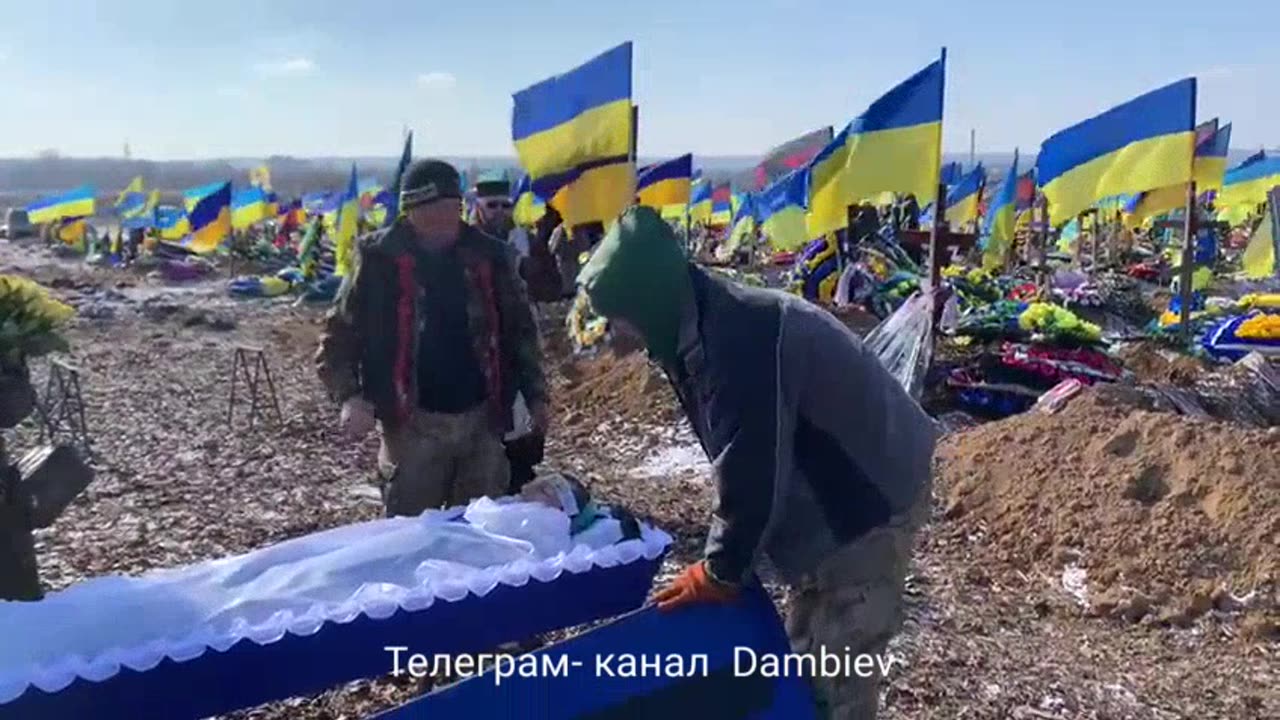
[785,478,932,720]
[377,405,510,517]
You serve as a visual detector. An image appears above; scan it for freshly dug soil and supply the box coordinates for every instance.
[936,385,1280,626]
[1115,342,1209,386]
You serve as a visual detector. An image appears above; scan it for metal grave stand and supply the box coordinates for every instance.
[35,358,92,458]
[227,345,283,429]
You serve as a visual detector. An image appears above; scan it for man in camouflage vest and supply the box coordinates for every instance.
[316,159,548,516]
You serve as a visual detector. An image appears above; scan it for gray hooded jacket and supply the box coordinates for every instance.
[665,266,938,586]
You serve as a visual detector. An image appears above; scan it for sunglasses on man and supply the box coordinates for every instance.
[480,198,514,211]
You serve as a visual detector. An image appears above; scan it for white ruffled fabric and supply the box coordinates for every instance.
[0,502,671,704]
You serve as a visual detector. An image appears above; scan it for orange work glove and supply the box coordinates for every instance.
[651,561,738,612]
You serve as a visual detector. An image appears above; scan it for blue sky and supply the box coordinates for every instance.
[0,0,1276,160]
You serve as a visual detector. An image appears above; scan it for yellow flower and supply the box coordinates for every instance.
[1237,313,1280,340]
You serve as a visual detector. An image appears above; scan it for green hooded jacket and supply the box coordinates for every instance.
[576,207,692,366]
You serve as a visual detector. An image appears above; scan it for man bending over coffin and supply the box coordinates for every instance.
[576,206,937,720]
[316,159,548,517]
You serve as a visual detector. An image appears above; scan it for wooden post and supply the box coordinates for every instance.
[1089,209,1100,272]
[1178,181,1198,339]
[927,181,949,338]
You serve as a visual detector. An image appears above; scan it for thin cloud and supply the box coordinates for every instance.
[254,58,314,77]
[416,72,457,91]
[216,85,246,98]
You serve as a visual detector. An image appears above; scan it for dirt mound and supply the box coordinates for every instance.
[936,386,1280,625]
[1115,342,1209,386]
[556,350,678,429]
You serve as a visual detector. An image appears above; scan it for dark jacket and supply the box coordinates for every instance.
[665,266,937,586]
[316,219,547,433]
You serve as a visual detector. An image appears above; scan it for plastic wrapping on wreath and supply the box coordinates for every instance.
[864,291,933,399]
[1201,314,1280,361]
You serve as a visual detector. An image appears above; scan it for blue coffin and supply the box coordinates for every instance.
[0,510,669,720]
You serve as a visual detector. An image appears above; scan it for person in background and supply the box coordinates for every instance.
[469,172,547,494]
[523,206,566,303]
[578,206,937,719]
[316,159,549,516]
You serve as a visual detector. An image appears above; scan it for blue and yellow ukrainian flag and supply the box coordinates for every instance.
[983,152,1019,270]
[512,42,635,229]
[249,165,272,190]
[334,165,360,277]
[155,206,190,240]
[186,182,232,254]
[116,192,148,218]
[688,179,712,223]
[57,218,88,248]
[636,154,692,209]
[232,186,269,230]
[724,193,757,255]
[27,186,96,224]
[944,164,984,227]
[1036,78,1196,227]
[807,53,945,238]
[1218,154,1280,213]
[1126,120,1232,227]
[759,169,810,252]
[184,181,227,212]
[1239,150,1266,169]
[115,176,143,207]
[511,174,547,227]
[1241,189,1278,279]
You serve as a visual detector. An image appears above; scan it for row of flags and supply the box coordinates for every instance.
[21,44,1280,274]
[502,41,1279,276]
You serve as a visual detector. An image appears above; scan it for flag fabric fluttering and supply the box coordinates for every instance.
[115,176,143,207]
[27,186,96,224]
[249,165,272,190]
[688,179,713,222]
[1241,188,1280,279]
[1035,78,1196,227]
[186,182,232,254]
[1218,155,1280,212]
[184,180,227,212]
[983,151,1019,269]
[944,164,984,227]
[709,184,733,226]
[57,218,88,247]
[752,127,833,190]
[231,186,269,230]
[636,153,693,208]
[1126,120,1233,227]
[334,165,360,277]
[155,206,190,240]
[759,168,810,252]
[807,54,945,239]
[939,161,963,186]
[1015,169,1036,211]
[723,193,757,257]
[1239,150,1266,169]
[384,131,414,228]
[511,174,547,227]
[512,42,636,229]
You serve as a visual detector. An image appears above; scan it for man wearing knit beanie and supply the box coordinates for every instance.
[577,205,937,719]
[317,159,548,516]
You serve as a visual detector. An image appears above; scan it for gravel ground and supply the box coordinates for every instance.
[3,243,1276,719]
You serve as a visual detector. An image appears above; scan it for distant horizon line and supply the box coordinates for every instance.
[3,146,1275,164]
